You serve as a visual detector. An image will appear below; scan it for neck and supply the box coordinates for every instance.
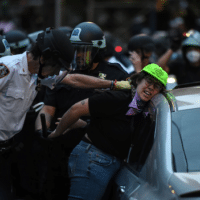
[27,52,40,74]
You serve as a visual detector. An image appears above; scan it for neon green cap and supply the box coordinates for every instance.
[141,63,168,87]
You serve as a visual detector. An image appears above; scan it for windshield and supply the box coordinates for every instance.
[172,108,200,172]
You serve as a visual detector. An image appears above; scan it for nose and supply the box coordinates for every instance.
[147,84,154,91]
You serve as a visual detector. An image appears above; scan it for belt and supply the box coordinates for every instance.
[0,137,14,146]
[0,138,14,154]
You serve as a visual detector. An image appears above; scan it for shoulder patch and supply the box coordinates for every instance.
[0,63,10,79]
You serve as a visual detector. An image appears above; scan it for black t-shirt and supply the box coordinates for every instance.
[88,89,146,159]
[169,57,200,84]
[44,61,129,129]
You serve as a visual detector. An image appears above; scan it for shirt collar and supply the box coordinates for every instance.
[19,51,29,75]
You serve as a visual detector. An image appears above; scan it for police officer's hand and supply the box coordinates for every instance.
[129,51,142,73]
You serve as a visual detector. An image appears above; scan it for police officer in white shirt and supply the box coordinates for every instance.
[0,27,74,200]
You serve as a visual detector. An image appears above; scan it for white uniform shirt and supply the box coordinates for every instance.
[0,52,59,141]
[0,52,38,140]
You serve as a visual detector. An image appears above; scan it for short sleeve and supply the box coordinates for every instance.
[89,90,130,117]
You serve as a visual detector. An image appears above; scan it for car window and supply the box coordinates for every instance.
[172,108,200,172]
[128,102,156,173]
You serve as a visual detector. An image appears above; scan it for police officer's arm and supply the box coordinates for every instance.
[35,105,56,130]
[61,74,112,89]
[48,99,90,138]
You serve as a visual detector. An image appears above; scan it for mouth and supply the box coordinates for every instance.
[143,90,152,99]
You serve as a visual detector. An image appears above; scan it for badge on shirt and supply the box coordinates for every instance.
[0,63,10,78]
[98,73,107,79]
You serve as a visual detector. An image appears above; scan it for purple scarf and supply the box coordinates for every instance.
[126,91,149,117]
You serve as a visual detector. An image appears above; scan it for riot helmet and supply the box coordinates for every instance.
[28,30,44,44]
[70,22,106,70]
[57,26,73,39]
[0,35,11,57]
[182,30,200,65]
[128,34,155,60]
[35,27,74,79]
[5,30,31,54]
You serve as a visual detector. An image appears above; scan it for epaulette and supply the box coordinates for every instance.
[0,63,10,79]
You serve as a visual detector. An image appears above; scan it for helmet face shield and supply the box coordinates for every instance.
[72,45,93,70]
[0,39,11,57]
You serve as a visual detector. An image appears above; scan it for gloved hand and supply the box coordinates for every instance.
[169,29,183,52]
[114,81,131,90]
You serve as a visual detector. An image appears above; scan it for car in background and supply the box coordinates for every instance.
[112,82,200,200]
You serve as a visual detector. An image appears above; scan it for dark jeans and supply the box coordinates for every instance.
[68,140,122,200]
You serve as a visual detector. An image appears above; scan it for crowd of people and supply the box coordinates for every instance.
[0,18,200,200]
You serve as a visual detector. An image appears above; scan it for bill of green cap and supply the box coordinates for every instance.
[141,63,168,87]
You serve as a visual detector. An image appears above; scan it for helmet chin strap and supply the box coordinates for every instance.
[89,48,100,68]
[36,56,46,91]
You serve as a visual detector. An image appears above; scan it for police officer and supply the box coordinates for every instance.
[0,27,74,200]
[35,22,129,199]
[5,30,31,54]
[128,34,155,73]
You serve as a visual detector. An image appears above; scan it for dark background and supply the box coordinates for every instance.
[1,0,200,49]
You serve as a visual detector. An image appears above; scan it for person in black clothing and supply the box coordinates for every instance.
[34,22,128,199]
[48,63,168,200]
[128,34,155,73]
[168,29,200,84]
[157,29,200,85]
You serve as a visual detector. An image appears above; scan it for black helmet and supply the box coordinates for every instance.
[0,35,11,57]
[28,30,44,44]
[128,34,155,53]
[57,26,73,39]
[5,30,31,54]
[36,27,74,71]
[70,22,106,70]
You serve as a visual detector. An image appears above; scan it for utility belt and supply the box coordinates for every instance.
[0,137,15,155]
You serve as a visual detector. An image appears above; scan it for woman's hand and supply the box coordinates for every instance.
[55,118,61,126]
